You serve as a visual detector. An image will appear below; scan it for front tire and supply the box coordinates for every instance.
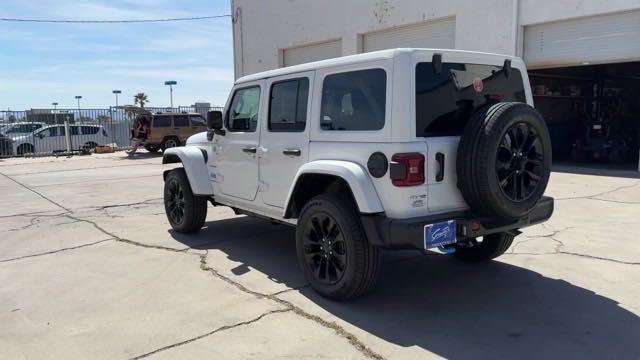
[164,168,207,233]
[453,232,515,262]
[296,194,382,301]
[145,144,160,153]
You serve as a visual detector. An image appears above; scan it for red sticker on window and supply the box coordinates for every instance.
[473,77,484,93]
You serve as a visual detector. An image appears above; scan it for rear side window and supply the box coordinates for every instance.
[269,78,309,132]
[190,115,206,126]
[153,116,172,127]
[82,126,99,135]
[174,115,189,127]
[320,69,386,131]
[415,62,526,137]
[226,86,261,132]
[70,126,79,135]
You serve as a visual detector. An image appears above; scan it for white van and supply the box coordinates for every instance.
[12,124,109,155]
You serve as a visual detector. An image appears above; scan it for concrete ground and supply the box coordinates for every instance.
[0,151,638,359]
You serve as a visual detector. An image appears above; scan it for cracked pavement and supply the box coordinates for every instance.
[1,153,639,359]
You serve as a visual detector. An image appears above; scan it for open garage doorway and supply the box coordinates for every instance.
[529,62,640,172]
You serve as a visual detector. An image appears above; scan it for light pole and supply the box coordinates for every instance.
[52,102,58,125]
[75,95,82,123]
[112,90,121,107]
[164,81,177,109]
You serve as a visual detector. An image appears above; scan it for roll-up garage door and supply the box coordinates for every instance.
[362,17,456,52]
[524,10,640,69]
[283,40,342,67]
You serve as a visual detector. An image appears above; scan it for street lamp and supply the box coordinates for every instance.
[112,90,121,107]
[75,96,82,123]
[52,102,58,125]
[164,81,177,109]
[52,102,58,110]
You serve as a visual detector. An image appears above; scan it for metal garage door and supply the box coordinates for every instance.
[283,40,342,67]
[524,10,640,69]
[362,17,456,52]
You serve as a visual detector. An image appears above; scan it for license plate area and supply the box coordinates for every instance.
[424,220,456,249]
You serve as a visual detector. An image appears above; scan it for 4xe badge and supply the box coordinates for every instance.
[473,77,484,93]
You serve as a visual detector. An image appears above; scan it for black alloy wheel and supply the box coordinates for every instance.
[166,177,185,226]
[496,122,545,202]
[301,211,348,285]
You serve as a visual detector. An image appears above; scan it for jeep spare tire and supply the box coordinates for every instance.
[457,102,552,220]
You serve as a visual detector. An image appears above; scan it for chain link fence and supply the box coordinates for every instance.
[0,106,222,158]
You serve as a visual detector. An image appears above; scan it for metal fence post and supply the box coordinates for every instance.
[64,120,72,154]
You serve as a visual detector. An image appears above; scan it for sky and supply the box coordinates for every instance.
[0,0,234,110]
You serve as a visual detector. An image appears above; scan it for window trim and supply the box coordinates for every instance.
[268,77,310,133]
[225,85,261,133]
[319,67,388,132]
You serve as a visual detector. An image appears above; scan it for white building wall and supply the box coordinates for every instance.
[231,0,517,78]
[232,0,640,78]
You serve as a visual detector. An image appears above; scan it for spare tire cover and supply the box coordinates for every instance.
[457,102,552,220]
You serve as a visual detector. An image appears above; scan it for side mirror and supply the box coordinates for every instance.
[207,110,224,139]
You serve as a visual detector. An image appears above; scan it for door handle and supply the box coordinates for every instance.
[242,146,257,154]
[282,148,301,157]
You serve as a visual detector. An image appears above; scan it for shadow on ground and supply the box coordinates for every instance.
[553,162,640,179]
[172,216,640,359]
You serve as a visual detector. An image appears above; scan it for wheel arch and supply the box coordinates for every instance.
[162,147,213,195]
[283,160,384,219]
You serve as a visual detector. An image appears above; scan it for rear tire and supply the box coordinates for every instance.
[296,194,382,301]
[453,232,515,262]
[164,168,207,233]
[161,137,180,152]
[17,143,34,156]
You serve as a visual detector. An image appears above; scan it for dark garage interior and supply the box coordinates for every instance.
[529,62,640,170]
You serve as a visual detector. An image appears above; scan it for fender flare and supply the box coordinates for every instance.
[162,147,213,196]
[284,160,384,217]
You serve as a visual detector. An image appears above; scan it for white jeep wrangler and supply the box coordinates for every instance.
[162,48,554,300]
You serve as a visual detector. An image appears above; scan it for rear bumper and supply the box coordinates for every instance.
[361,196,554,250]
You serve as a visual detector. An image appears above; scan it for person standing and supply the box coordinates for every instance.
[127,115,150,156]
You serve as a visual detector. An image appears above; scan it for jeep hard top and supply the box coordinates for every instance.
[161,48,554,300]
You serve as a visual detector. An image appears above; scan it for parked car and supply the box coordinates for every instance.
[1,122,45,138]
[0,133,13,156]
[133,112,208,152]
[12,124,109,156]
[161,48,554,300]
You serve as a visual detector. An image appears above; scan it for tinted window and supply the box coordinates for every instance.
[82,126,99,135]
[71,126,79,135]
[174,115,189,127]
[320,69,386,131]
[153,115,171,127]
[269,78,309,132]
[226,86,261,132]
[415,62,526,136]
[39,126,64,137]
[190,115,206,126]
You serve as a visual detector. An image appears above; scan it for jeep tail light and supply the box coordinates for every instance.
[390,153,425,186]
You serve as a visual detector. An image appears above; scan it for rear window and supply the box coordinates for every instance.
[174,115,189,127]
[153,116,172,127]
[415,62,526,137]
[321,69,386,131]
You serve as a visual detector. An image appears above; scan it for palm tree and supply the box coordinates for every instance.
[134,93,149,108]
